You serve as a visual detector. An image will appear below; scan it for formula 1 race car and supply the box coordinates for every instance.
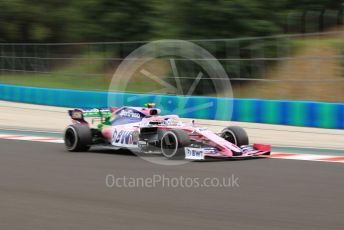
[64,104,271,160]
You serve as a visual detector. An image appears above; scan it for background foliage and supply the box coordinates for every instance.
[0,0,343,43]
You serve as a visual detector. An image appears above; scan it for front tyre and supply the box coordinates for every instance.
[64,124,92,152]
[161,129,190,159]
[221,126,249,147]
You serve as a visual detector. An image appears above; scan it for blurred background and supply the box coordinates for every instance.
[0,0,344,102]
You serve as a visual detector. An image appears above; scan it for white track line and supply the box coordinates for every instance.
[0,134,63,143]
[263,153,344,163]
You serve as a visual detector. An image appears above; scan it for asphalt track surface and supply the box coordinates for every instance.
[0,139,343,230]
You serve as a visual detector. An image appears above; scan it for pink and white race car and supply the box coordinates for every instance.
[64,104,271,160]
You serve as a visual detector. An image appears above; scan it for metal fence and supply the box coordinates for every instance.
[1,31,344,102]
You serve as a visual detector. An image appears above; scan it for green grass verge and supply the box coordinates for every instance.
[0,51,162,92]
[0,72,163,92]
[334,40,344,78]
[0,73,110,91]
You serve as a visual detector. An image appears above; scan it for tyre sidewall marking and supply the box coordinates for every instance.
[65,126,78,150]
[223,129,237,145]
[161,131,179,157]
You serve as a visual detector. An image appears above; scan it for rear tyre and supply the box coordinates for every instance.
[161,129,190,159]
[64,124,92,152]
[221,126,249,147]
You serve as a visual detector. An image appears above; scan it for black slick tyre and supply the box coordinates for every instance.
[64,124,92,152]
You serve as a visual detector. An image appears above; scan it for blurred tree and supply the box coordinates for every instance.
[68,0,153,42]
[0,0,74,42]
[0,0,342,42]
[284,0,342,9]
[151,0,284,39]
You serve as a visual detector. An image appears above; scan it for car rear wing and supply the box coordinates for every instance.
[68,108,117,124]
